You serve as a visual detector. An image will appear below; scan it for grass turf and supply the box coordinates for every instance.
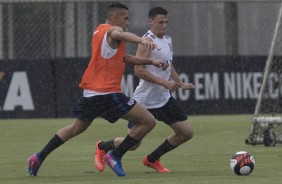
[0,115,282,184]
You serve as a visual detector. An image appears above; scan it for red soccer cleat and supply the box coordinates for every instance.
[94,141,106,172]
[143,156,170,173]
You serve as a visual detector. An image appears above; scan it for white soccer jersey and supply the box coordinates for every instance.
[133,30,173,109]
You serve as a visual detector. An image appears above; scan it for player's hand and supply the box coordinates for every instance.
[162,80,181,92]
[141,38,157,51]
[152,60,168,70]
[180,83,195,90]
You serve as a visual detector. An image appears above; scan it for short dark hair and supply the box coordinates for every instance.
[108,2,128,12]
[106,2,128,19]
[148,7,168,19]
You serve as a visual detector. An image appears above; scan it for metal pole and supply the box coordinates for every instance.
[65,2,75,57]
[0,3,3,59]
[254,2,282,116]
[7,4,14,59]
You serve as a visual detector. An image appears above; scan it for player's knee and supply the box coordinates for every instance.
[189,129,194,139]
[134,113,156,130]
[184,129,194,141]
[146,115,156,129]
[179,129,193,142]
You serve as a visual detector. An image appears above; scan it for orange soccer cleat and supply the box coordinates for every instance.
[143,156,170,173]
[94,141,106,172]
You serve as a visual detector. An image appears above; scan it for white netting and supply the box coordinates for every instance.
[246,2,282,146]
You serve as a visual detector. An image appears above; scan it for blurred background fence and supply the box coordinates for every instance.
[0,0,281,60]
[0,0,282,118]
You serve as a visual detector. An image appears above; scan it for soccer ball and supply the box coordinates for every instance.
[230,151,255,176]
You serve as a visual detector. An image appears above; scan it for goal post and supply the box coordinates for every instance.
[246,2,282,146]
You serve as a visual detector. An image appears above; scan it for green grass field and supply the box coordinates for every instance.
[1,115,282,184]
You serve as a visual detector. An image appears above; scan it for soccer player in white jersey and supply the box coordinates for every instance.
[94,7,195,173]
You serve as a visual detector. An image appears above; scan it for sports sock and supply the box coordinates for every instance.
[147,139,176,163]
[98,139,115,152]
[111,135,139,158]
[39,134,64,161]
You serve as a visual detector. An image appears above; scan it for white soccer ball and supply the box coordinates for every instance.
[230,151,255,175]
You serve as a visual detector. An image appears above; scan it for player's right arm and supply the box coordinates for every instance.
[107,26,156,51]
[170,64,195,90]
[124,54,165,67]
[134,37,180,91]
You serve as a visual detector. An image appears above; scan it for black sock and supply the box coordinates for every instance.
[98,140,115,152]
[147,139,176,163]
[39,134,64,161]
[112,135,139,158]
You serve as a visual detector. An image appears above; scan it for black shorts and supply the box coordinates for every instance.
[128,97,187,128]
[74,93,136,123]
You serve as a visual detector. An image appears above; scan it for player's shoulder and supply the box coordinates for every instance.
[164,34,172,41]
[142,31,153,41]
[108,25,123,32]
[143,30,171,42]
[143,30,155,40]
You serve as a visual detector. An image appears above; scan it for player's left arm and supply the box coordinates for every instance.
[170,64,195,90]
[124,37,167,68]
[124,54,166,68]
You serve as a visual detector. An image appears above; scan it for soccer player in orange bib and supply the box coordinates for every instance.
[95,7,195,173]
[27,2,166,177]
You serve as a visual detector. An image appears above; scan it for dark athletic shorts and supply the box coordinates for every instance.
[128,97,187,128]
[74,93,136,123]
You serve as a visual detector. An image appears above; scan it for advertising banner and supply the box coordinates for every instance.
[0,59,56,118]
[1,56,278,118]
